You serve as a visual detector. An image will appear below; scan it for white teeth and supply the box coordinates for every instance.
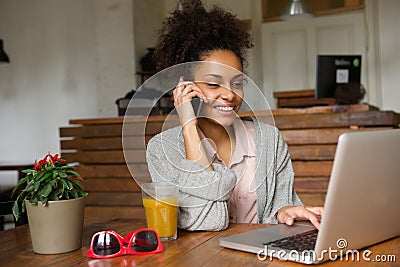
[215,106,234,112]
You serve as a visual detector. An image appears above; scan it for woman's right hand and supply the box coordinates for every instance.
[173,76,207,128]
[173,77,212,169]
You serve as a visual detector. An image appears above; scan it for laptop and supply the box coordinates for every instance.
[219,129,400,264]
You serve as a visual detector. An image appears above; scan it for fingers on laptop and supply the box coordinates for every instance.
[305,206,324,221]
[305,206,324,216]
[277,206,322,229]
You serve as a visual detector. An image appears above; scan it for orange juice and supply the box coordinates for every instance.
[142,197,178,240]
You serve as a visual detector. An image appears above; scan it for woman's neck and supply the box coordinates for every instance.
[197,118,235,165]
[197,118,233,141]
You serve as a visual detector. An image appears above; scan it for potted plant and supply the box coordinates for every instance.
[12,152,88,254]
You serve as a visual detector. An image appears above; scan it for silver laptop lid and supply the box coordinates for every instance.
[219,129,400,264]
[315,129,400,259]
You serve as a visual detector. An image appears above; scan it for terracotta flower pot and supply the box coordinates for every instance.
[25,196,86,254]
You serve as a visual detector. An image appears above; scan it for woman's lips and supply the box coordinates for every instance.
[213,105,236,115]
[214,105,234,112]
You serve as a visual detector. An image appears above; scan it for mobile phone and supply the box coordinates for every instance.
[191,97,203,117]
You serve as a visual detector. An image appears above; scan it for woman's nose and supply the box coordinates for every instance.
[219,86,235,101]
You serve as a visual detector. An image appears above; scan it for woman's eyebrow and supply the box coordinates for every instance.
[232,73,244,79]
[202,73,244,79]
[202,74,223,79]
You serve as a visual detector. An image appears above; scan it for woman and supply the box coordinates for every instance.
[146,0,323,231]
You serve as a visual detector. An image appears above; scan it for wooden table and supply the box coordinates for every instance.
[0,218,398,266]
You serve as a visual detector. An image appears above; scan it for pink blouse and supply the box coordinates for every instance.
[200,119,257,223]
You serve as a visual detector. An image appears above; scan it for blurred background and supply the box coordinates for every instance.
[0,1,399,224]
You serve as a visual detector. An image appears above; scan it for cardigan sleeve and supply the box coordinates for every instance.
[145,128,237,231]
[268,128,303,223]
[255,123,303,224]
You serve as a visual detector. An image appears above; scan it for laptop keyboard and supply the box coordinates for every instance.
[263,229,318,252]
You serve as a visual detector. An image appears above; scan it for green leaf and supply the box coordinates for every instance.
[37,172,51,183]
[45,165,55,171]
[41,197,48,206]
[65,180,73,190]
[70,179,83,190]
[53,184,64,197]
[67,170,81,178]
[30,197,38,205]
[21,201,26,213]
[60,179,70,191]
[70,190,78,199]
[41,183,52,197]
[12,176,30,196]
[17,175,31,184]
[23,182,35,193]
[61,165,74,170]
[33,179,42,191]
[49,179,57,188]
[58,182,65,198]
[36,170,46,180]
[48,189,59,202]
[21,169,35,174]
[12,201,20,221]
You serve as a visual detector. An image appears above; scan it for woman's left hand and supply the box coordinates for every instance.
[277,206,324,229]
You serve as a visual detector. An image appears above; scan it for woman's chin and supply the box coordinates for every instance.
[199,116,235,127]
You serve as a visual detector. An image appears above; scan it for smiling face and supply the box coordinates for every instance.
[194,50,245,127]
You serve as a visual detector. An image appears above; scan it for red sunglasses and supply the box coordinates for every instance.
[86,228,164,259]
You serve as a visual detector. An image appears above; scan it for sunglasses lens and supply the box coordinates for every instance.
[93,233,121,256]
[131,231,159,252]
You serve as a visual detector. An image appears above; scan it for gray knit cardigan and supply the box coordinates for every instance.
[145,119,303,231]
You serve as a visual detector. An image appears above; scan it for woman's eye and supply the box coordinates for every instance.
[231,82,245,89]
[231,82,243,88]
[231,78,247,89]
[207,83,220,88]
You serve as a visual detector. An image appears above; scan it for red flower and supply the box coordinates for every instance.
[34,160,41,172]
[35,153,66,171]
[48,155,55,166]
[39,158,46,166]
[53,153,66,163]
[71,177,83,182]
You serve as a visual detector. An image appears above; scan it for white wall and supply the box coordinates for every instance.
[0,0,136,165]
[377,0,400,112]
[94,0,136,116]
[133,0,168,86]
[0,0,98,162]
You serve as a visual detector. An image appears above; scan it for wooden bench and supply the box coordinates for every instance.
[273,89,336,108]
[60,104,399,219]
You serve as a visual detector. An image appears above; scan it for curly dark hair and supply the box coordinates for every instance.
[153,0,253,71]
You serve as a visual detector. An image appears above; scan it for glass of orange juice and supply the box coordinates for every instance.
[141,182,178,241]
